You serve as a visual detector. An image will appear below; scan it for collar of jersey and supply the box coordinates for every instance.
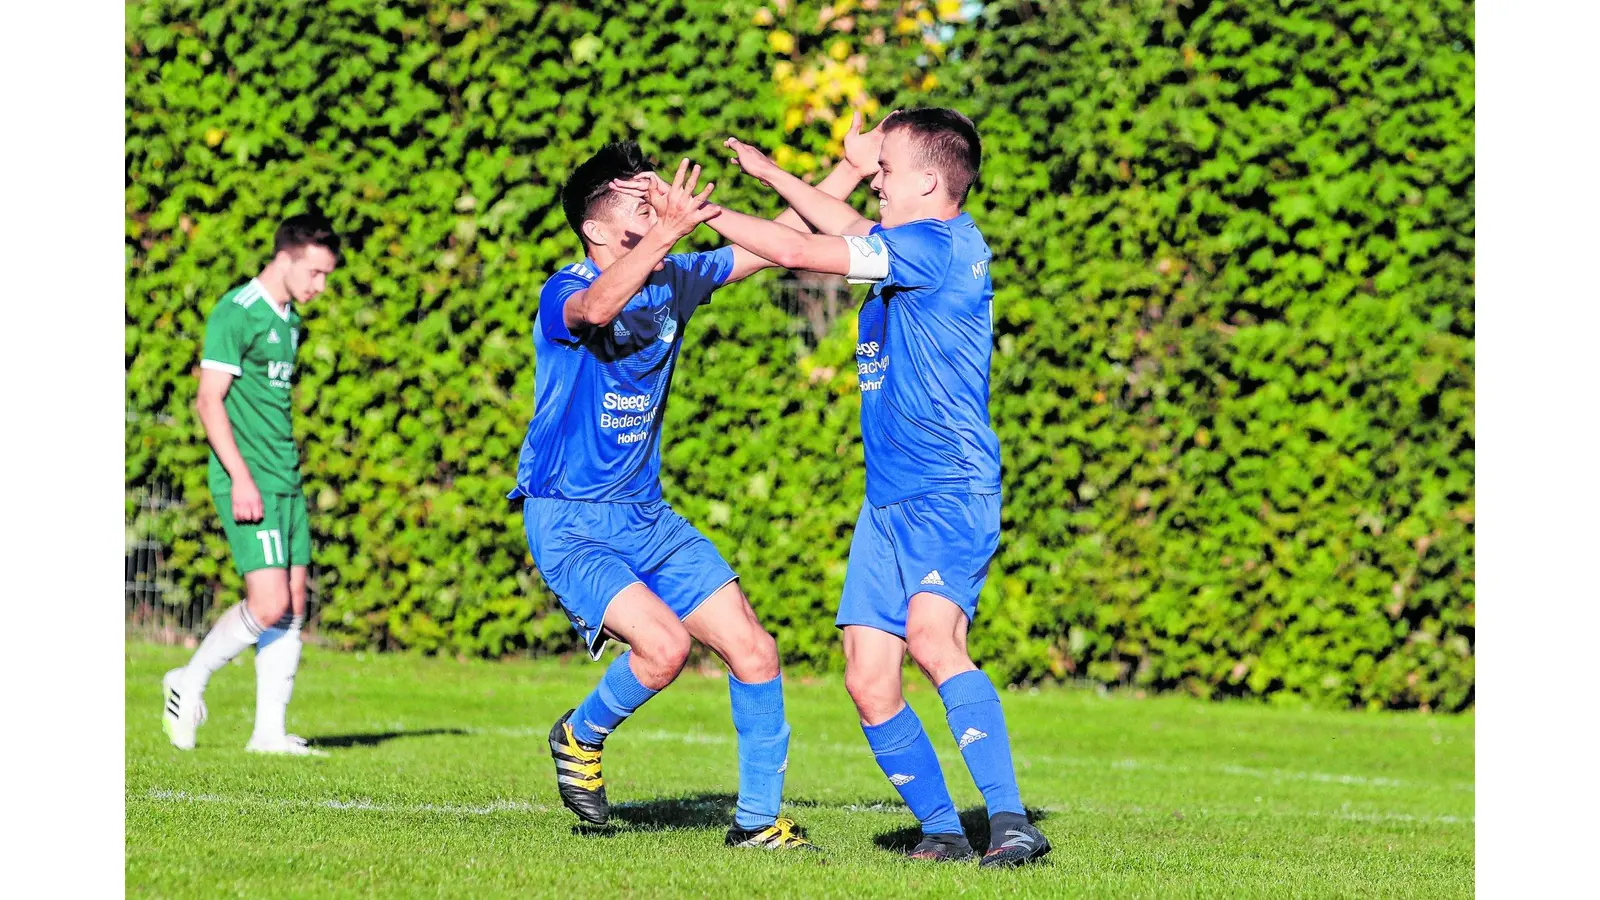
[873,211,973,233]
[249,278,293,322]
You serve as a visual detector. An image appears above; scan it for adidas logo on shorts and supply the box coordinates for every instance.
[958,727,989,749]
[889,773,916,786]
[920,570,945,587]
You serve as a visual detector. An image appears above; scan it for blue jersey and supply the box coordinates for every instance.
[854,213,1001,505]
[509,248,736,503]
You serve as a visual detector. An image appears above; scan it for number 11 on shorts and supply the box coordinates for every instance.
[256,529,284,565]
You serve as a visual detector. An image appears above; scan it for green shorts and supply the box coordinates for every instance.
[215,491,311,575]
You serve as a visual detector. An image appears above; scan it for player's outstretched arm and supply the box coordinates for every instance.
[769,154,871,235]
[725,139,874,238]
[722,112,893,238]
[196,368,264,524]
[699,203,886,283]
[610,156,867,285]
[564,159,720,330]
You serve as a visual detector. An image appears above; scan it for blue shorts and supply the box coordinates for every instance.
[523,497,738,659]
[836,492,1001,638]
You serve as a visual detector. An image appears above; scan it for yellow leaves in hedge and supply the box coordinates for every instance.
[773,145,818,172]
[755,0,946,164]
[570,33,602,64]
[204,127,226,147]
[771,49,874,157]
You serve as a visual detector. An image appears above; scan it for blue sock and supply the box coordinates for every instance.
[729,673,791,830]
[570,651,659,746]
[938,670,1025,818]
[862,704,964,836]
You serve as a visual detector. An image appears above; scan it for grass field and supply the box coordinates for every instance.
[126,641,1473,898]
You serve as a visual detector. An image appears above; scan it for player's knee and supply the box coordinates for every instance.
[634,627,691,689]
[906,627,967,683]
[246,593,291,628]
[727,627,780,682]
[844,665,901,723]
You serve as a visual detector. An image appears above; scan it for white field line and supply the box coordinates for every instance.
[138,788,1471,826]
[464,726,1471,794]
[142,789,551,816]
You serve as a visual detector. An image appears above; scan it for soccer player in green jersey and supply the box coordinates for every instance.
[161,214,340,755]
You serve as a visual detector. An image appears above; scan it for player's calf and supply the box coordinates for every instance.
[551,651,666,825]
[907,599,1051,868]
[843,625,972,858]
[547,586,687,825]
[161,599,267,750]
[684,583,815,847]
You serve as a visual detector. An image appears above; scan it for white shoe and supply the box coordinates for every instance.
[162,668,207,750]
[245,733,327,757]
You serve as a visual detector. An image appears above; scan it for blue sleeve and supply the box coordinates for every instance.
[665,247,737,311]
[873,220,954,292]
[538,270,588,344]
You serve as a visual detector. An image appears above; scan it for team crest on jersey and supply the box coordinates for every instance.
[658,315,678,344]
[267,329,281,344]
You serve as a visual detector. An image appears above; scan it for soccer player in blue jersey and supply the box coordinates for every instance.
[642,109,1050,866]
[510,139,873,850]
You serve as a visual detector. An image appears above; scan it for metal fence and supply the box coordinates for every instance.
[124,481,321,643]
[772,273,849,348]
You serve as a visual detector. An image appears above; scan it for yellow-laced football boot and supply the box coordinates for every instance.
[549,709,608,825]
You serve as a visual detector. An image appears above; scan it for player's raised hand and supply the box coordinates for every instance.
[610,171,670,214]
[843,109,896,177]
[655,158,720,239]
[723,137,781,186]
[233,478,265,524]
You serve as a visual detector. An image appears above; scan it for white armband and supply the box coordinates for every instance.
[845,234,891,284]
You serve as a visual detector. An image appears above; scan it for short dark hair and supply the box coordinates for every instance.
[562,141,654,248]
[274,213,340,262]
[882,108,982,202]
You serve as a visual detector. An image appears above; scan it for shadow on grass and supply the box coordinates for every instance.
[307,728,469,749]
[872,806,1053,855]
[573,792,1053,851]
[608,792,740,831]
[575,793,842,837]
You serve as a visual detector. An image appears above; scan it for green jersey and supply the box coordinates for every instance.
[201,279,303,495]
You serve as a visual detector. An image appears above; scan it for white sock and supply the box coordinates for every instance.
[182,603,263,692]
[252,615,304,740]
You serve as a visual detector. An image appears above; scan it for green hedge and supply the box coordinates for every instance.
[125,0,1474,710]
